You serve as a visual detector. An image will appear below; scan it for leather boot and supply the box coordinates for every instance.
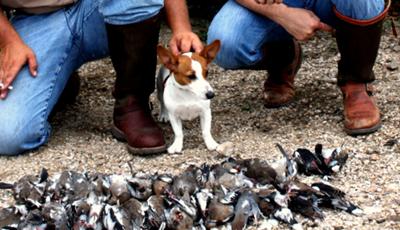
[335,1,390,135]
[106,14,166,154]
[340,83,381,135]
[262,39,302,108]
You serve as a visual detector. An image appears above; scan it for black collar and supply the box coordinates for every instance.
[163,72,172,86]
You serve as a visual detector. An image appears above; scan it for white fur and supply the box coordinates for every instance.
[157,53,219,154]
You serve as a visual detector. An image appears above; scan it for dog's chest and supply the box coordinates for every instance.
[164,87,209,121]
[170,100,207,120]
[174,104,203,120]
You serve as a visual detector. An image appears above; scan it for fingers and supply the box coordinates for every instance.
[179,39,192,54]
[169,32,204,55]
[317,21,334,32]
[27,52,38,77]
[192,39,204,54]
[169,39,180,56]
[0,62,22,99]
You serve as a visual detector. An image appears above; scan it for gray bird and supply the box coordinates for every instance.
[0,207,21,228]
[166,206,194,230]
[172,168,199,197]
[121,197,147,229]
[127,172,153,201]
[231,190,263,230]
[41,202,69,230]
[0,168,48,209]
[108,174,131,204]
[275,143,298,182]
[102,204,125,230]
[311,182,363,216]
[240,158,278,187]
[272,207,303,230]
[152,174,173,196]
[17,209,47,230]
[194,189,214,218]
[205,197,234,228]
[146,195,168,228]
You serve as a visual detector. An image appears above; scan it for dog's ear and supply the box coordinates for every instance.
[157,45,178,72]
[200,40,221,64]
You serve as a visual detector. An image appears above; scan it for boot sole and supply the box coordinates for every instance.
[264,98,294,108]
[111,126,167,155]
[344,121,382,136]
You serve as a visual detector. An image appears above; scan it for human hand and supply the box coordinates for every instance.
[0,40,37,99]
[169,31,203,56]
[255,0,283,4]
[276,7,333,41]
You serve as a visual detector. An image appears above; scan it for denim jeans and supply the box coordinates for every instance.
[207,0,385,69]
[0,0,163,155]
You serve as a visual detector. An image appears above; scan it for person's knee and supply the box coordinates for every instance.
[333,0,385,20]
[207,22,244,69]
[0,117,48,156]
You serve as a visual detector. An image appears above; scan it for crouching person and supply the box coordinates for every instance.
[0,0,202,155]
[207,0,390,135]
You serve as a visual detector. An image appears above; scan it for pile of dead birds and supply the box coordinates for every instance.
[0,143,361,230]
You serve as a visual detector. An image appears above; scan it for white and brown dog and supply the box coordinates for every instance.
[156,40,221,154]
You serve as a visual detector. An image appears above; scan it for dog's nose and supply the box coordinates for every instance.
[206,91,215,99]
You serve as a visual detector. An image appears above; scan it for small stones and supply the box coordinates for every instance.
[386,61,399,71]
[370,154,380,161]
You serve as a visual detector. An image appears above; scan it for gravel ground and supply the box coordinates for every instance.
[1,20,400,229]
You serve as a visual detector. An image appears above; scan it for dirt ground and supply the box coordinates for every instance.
[0,19,400,229]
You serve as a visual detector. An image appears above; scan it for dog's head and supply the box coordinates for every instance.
[157,40,221,100]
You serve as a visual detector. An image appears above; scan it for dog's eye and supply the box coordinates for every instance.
[188,74,197,80]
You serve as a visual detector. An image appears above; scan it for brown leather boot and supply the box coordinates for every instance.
[112,96,166,154]
[262,40,302,108]
[340,83,381,135]
[106,14,166,154]
[335,1,390,135]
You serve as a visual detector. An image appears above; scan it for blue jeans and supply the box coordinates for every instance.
[207,0,385,69]
[0,0,164,155]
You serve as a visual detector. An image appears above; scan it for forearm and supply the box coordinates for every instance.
[0,8,22,47]
[164,0,192,33]
[235,0,289,24]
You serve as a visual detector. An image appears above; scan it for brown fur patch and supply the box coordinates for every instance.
[173,56,194,86]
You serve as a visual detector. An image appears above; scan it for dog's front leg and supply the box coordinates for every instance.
[168,114,184,153]
[200,109,219,151]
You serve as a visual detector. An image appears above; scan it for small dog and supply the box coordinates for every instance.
[156,40,221,154]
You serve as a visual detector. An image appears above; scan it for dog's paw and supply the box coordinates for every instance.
[206,140,219,151]
[158,113,169,123]
[168,143,183,154]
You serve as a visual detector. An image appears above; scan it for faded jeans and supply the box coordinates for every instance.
[0,0,163,155]
[207,0,385,69]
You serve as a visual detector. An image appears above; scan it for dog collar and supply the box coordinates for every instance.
[163,72,172,86]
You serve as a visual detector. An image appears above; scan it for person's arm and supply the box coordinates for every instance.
[254,0,282,4]
[164,0,203,56]
[235,0,333,41]
[0,8,37,99]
